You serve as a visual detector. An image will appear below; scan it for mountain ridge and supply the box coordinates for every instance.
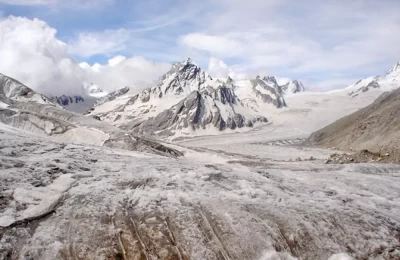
[86,59,306,138]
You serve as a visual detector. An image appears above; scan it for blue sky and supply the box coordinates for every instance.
[0,0,399,93]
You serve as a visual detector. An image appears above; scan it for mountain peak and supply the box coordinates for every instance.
[387,61,400,75]
[184,57,193,64]
[153,59,213,97]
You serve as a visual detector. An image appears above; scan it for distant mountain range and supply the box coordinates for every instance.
[86,58,307,138]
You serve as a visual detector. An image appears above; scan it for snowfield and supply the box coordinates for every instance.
[0,121,399,260]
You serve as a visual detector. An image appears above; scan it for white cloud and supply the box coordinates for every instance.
[81,56,171,92]
[0,16,84,95]
[0,16,171,96]
[208,57,232,78]
[68,29,129,57]
[207,57,251,80]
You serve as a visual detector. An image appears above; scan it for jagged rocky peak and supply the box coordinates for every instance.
[226,76,235,85]
[155,58,213,97]
[127,86,267,137]
[263,76,279,86]
[387,61,400,75]
[249,76,286,108]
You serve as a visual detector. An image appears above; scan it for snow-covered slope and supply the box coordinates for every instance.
[0,73,59,107]
[87,59,269,137]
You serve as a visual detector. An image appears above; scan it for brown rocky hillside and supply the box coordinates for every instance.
[305,88,400,162]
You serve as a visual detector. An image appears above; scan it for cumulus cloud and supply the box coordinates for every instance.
[207,57,251,80]
[80,56,171,92]
[208,57,232,78]
[0,16,171,96]
[0,16,85,95]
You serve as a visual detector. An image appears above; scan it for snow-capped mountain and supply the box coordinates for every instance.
[347,62,400,97]
[387,61,400,76]
[87,59,271,137]
[130,84,267,137]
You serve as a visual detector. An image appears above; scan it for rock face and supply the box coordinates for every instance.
[0,73,182,157]
[87,59,271,138]
[249,76,287,108]
[129,86,268,137]
[305,87,400,159]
